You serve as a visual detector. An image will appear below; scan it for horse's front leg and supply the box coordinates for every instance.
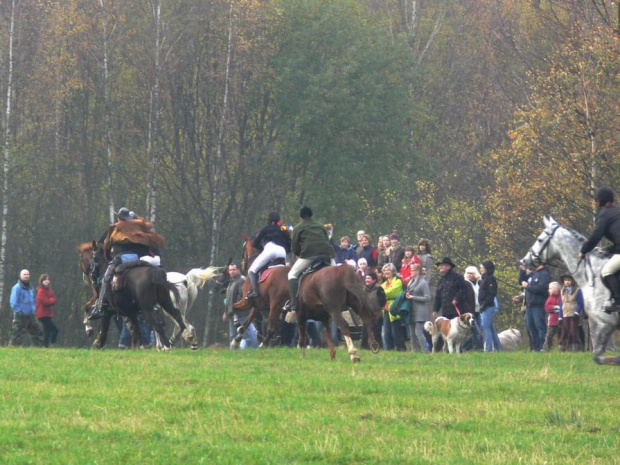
[92,313,112,349]
[592,315,620,364]
[298,316,308,358]
[362,315,380,354]
[232,307,257,349]
[331,311,360,363]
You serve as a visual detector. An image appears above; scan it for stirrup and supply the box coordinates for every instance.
[604,300,620,314]
[282,300,291,311]
[245,291,259,300]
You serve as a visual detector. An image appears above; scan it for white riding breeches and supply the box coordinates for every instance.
[249,242,286,274]
[602,254,620,277]
[288,256,336,280]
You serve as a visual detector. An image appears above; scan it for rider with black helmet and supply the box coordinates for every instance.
[579,188,620,313]
[245,211,291,300]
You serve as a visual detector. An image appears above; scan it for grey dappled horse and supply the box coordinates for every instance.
[521,216,620,365]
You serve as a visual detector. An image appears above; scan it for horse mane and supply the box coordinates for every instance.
[77,242,93,254]
[561,224,609,258]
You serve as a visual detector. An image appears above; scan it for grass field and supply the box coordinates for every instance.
[0,346,618,464]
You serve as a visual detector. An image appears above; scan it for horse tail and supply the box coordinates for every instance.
[151,267,181,304]
[341,266,371,315]
[186,266,219,289]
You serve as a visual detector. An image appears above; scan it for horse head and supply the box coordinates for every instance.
[240,233,258,272]
[520,216,560,268]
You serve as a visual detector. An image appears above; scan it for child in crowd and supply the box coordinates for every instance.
[543,281,561,351]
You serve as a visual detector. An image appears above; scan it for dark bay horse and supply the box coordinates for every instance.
[86,242,191,350]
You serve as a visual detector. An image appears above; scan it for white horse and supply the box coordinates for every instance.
[521,216,620,364]
[160,267,220,350]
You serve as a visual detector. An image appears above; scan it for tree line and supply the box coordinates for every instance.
[0,0,617,346]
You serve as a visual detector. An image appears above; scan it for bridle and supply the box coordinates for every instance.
[526,223,593,285]
[525,223,561,267]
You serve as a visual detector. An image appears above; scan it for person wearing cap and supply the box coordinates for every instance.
[387,233,405,272]
[286,207,335,312]
[433,257,468,320]
[245,211,291,300]
[579,187,620,313]
[90,207,166,320]
[558,274,584,351]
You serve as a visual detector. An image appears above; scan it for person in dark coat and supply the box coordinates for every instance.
[433,257,468,320]
[286,207,335,312]
[246,211,291,299]
[579,187,620,312]
[479,260,501,352]
[522,264,551,351]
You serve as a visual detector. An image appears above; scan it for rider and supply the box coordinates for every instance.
[89,207,166,320]
[579,187,620,313]
[245,211,291,300]
[285,206,335,313]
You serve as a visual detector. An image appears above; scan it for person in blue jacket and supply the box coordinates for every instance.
[10,269,44,346]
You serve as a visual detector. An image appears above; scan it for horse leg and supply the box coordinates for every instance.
[92,313,112,349]
[362,315,380,354]
[298,317,308,358]
[331,311,360,363]
[159,295,197,350]
[231,307,257,349]
[322,321,336,360]
[592,318,619,364]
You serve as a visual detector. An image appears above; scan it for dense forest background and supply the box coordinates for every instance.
[0,0,617,347]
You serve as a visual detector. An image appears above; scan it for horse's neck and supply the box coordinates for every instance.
[554,228,600,288]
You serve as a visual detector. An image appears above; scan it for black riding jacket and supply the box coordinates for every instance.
[252,224,291,253]
[581,205,620,254]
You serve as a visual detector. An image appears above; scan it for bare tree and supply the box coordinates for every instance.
[0,0,17,310]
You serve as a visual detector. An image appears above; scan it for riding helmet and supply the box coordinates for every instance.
[268,211,280,224]
[115,207,132,221]
[299,206,313,218]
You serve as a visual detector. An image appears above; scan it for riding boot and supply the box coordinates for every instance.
[603,275,620,313]
[288,278,299,312]
[89,281,107,320]
[245,271,260,299]
[90,262,115,320]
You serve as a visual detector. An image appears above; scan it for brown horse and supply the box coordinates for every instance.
[295,264,381,362]
[231,235,290,347]
[77,242,98,337]
[233,236,381,360]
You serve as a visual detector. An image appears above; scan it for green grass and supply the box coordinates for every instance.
[0,347,618,464]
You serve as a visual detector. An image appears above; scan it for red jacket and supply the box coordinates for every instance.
[36,287,57,318]
[544,294,561,327]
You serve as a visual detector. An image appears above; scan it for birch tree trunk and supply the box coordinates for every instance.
[99,0,115,223]
[0,0,17,311]
[202,0,235,347]
[146,0,163,224]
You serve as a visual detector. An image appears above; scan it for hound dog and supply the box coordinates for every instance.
[498,328,522,351]
[424,313,475,353]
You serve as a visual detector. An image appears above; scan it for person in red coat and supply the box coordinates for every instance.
[36,274,58,347]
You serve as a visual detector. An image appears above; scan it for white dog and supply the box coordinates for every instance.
[424,313,475,353]
[498,328,522,351]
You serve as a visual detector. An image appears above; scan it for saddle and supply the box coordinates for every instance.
[257,257,286,283]
[111,260,158,291]
[301,255,332,277]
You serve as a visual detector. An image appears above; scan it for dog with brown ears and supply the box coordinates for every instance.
[424,313,476,353]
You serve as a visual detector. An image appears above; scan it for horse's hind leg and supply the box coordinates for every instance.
[93,314,112,349]
[322,322,336,360]
[160,294,198,350]
[232,308,257,350]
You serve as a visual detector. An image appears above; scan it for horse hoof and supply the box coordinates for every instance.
[370,342,380,354]
[86,328,93,338]
[190,344,199,351]
[236,327,245,336]
[351,356,361,363]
